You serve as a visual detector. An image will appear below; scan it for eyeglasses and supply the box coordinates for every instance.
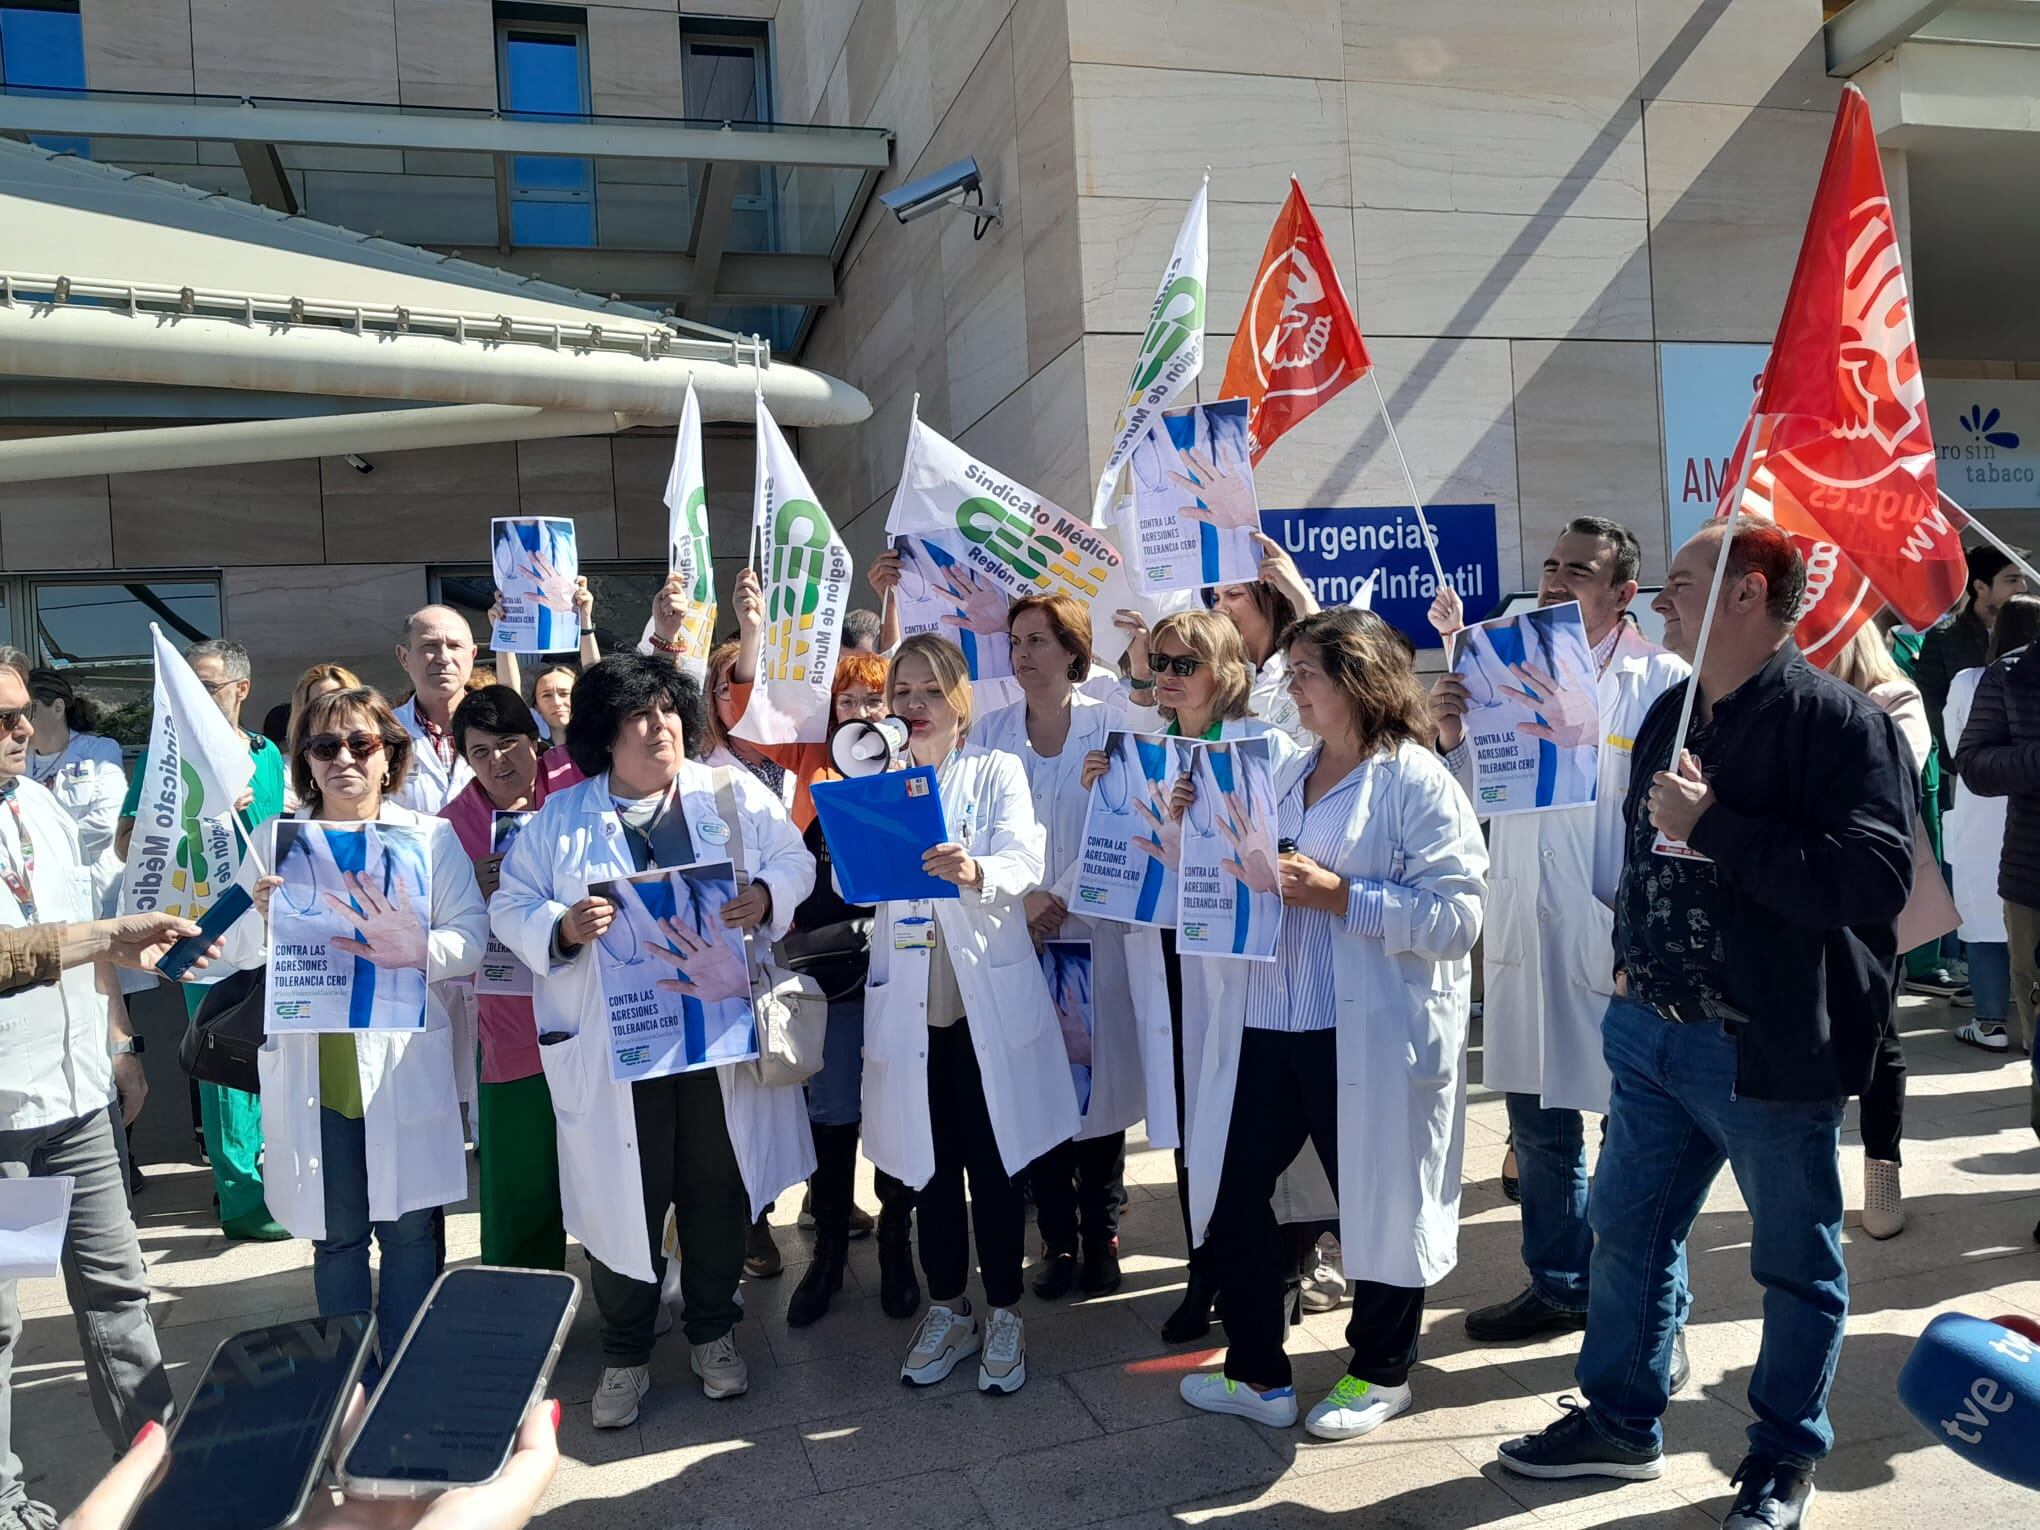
[833,693,888,718]
[199,676,241,695]
[1150,653,1208,678]
[305,732,387,763]
[0,709,28,734]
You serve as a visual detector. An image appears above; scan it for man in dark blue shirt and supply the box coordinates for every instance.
[1498,518,1916,1530]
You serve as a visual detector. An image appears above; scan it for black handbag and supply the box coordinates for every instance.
[179,968,266,1095]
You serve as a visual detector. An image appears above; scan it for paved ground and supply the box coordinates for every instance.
[12,991,2039,1527]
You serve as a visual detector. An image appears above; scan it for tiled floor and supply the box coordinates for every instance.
[12,995,2038,1526]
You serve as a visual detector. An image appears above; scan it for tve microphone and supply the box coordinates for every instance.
[1896,1313,2040,1489]
[829,717,911,779]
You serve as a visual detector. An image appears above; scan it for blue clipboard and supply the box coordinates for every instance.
[809,766,957,904]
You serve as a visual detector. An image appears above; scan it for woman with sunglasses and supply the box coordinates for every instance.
[492,655,817,1429]
[245,686,489,1378]
[974,594,1155,1303]
[1176,608,1483,1442]
[1081,609,1303,1343]
[859,634,1075,1396]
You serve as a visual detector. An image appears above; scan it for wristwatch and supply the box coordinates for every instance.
[111,1037,145,1057]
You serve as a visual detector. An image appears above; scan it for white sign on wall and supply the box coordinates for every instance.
[1923,379,2040,511]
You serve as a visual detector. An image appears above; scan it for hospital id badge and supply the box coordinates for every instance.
[894,908,936,950]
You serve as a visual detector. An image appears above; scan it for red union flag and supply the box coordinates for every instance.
[1715,83,1963,646]
[1221,179,1371,462]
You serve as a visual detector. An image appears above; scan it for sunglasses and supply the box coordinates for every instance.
[1150,653,1208,678]
[0,709,28,733]
[305,732,387,764]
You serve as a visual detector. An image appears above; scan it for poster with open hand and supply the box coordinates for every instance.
[591,861,758,1083]
[1071,731,1194,928]
[491,516,581,653]
[476,811,533,997]
[1125,398,1263,594]
[1176,736,1283,960]
[1040,940,1094,1117]
[1451,599,1600,815]
[889,534,1013,681]
[266,820,432,1033]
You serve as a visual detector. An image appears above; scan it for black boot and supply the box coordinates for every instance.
[1080,1235,1122,1297]
[1162,1267,1217,1343]
[787,1233,846,1328]
[1032,1250,1078,1300]
[874,1169,921,1320]
[788,1122,857,1328]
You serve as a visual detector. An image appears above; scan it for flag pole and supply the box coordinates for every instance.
[1666,435,1761,767]
[748,340,765,572]
[1943,490,2040,593]
[1364,370,1452,596]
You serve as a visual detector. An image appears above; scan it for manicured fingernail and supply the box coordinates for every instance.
[548,1399,562,1431]
[132,1420,162,1448]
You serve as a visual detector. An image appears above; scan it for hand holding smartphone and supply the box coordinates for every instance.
[154,884,254,981]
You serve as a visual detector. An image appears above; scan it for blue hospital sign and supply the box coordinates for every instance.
[1259,504,1501,650]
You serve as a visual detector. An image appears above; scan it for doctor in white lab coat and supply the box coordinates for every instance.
[491,653,815,1428]
[1430,520,1687,1345]
[1179,608,1485,1442]
[244,687,487,1375]
[858,635,1077,1398]
[972,593,1152,1305]
[387,606,478,815]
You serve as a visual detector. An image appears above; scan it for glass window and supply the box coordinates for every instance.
[496,18,595,247]
[0,1,89,158]
[30,578,224,748]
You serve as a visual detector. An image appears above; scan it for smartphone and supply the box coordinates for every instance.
[154,884,254,981]
[127,1312,374,1530]
[338,1266,578,1499]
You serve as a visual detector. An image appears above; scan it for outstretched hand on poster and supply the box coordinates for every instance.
[645,915,749,1004]
[1131,786,1181,871]
[1169,446,1260,532]
[324,873,428,971]
[1510,660,1599,749]
[1215,795,1280,895]
[936,564,1008,635]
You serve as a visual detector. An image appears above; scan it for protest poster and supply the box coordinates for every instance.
[1071,731,1192,928]
[266,820,432,1033]
[887,416,1145,667]
[1453,600,1600,815]
[733,396,852,744]
[591,861,758,1083]
[0,1176,73,1281]
[118,627,257,983]
[661,378,718,663]
[490,516,581,653]
[1176,737,1283,960]
[889,533,1012,681]
[1125,398,1262,593]
[1040,940,1095,1117]
[476,811,533,997]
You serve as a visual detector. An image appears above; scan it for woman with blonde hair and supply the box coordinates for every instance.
[282,665,362,811]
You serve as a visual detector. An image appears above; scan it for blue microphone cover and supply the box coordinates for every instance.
[1896,1312,2040,1489]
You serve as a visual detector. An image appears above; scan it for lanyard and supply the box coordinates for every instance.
[0,793,37,923]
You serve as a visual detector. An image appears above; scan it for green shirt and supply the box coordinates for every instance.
[319,1036,364,1119]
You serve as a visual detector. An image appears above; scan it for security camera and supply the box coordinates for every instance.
[344,454,373,474]
[878,157,1001,233]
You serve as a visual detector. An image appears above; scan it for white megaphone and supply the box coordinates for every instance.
[829,716,912,778]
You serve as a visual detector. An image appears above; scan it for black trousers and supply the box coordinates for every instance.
[1030,1132,1126,1254]
[1860,1006,1906,1164]
[1163,930,1218,1280]
[919,1017,1026,1308]
[589,1069,747,1364]
[1212,1027,1424,1389]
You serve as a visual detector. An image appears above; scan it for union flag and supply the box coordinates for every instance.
[1715,83,1964,654]
[1221,179,1371,462]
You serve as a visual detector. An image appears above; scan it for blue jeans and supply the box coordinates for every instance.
[1505,1092,1590,1311]
[804,998,865,1126]
[1579,999,1846,1468]
[1967,940,2010,1024]
[314,1109,441,1377]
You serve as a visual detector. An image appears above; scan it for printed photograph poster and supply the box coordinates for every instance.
[889,534,1012,682]
[266,820,432,1034]
[1176,736,1284,960]
[1040,940,1094,1117]
[490,516,581,654]
[1452,599,1600,816]
[1125,398,1263,594]
[591,861,758,1084]
[1072,731,1194,928]
[476,811,534,997]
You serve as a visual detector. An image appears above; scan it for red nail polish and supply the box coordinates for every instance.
[548,1399,562,1431]
[131,1420,162,1449]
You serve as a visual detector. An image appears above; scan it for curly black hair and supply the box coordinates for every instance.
[563,654,708,778]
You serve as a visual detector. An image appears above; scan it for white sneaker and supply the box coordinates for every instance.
[1300,1235,1347,1314]
[1179,1371,1298,1428]
[1957,1020,2010,1052]
[1304,1375,1413,1440]
[690,1332,748,1399]
[978,1307,1026,1394]
[592,1364,649,1429]
[900,1302,980,1386]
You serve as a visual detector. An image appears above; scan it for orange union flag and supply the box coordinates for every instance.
[1718,83,1963,639]
[1221,179,1370,462]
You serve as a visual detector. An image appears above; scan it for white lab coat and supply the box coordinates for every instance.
[491,763,817,1283]
[388,698,473,816]
[1186,740,1488,1289]
[856,745,1080,1190]
[252,803,488,1241]
[1943,667,2008,943]
[1248,652,1311,745]
[973,695,1154,1141]
[1452,624,1687,1114]
[29,733,126,916]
